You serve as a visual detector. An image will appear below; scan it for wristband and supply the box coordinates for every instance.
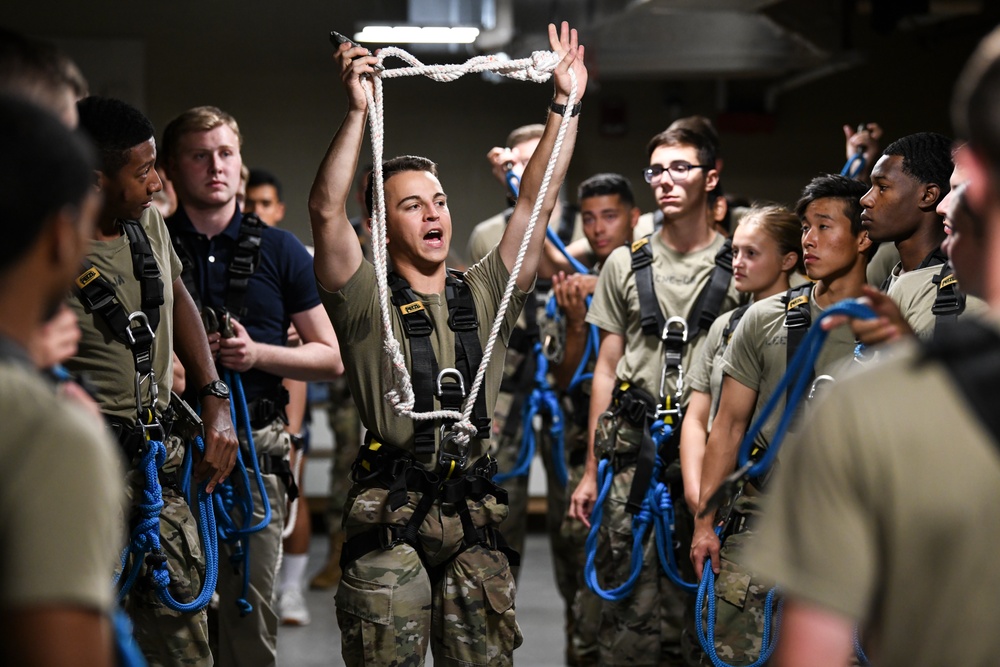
[549,100,582,117]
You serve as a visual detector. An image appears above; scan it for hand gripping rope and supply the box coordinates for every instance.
[696,299,875,667]
[114,430,219,613]
[211,369,272,616]
[494,341,568,487]
[363,45,577,454]
[583,419,699,601]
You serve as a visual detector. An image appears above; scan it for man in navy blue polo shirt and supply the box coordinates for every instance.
[163,105,343,667]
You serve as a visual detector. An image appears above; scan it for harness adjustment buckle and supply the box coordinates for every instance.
[126,310,156,346]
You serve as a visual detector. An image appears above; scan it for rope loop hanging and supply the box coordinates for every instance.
[362,45,578,448]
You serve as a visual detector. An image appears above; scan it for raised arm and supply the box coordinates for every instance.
[499,22,587,291]
[308,42,380,293]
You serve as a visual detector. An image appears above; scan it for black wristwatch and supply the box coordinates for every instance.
[198,380,230,401]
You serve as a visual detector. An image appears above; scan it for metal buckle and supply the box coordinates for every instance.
[659,316,688,413]
[438,429,469,478]
[134,368,158,418]
[379,525,404,550]
[126,310,155,346]
[808,374,835,400]
[436,368,466,397]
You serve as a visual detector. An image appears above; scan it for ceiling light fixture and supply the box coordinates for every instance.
[354,26,481,44]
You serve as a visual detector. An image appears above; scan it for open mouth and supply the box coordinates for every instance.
[423,229,444,244]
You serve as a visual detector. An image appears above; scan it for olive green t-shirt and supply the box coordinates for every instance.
[586,232,740,405]
[66,208,182,424]
[866,242,900,288]
[0,355,124,613]
[320,249,527,464]
[720,285,857,451]
[687,306,740,430]
[747,325,1000,666]
[886,263,990,339]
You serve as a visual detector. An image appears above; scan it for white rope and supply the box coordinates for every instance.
[280,446,306,540]
[363,46,578,448]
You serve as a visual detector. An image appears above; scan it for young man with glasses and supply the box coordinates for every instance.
[568,126,740,666]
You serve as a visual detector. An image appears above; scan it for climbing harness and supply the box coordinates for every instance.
[931,261,967,332]
[695,299,876,667]
[361,43,577,456]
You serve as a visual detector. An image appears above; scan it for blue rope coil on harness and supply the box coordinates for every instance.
[583,420,699,600]
[696,299,876,666]
[114,430,219,612]
[212,369,272,616]
[494,341,568,487]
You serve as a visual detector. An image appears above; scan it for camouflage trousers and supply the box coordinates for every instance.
[326,388,362,532]
[335,473,523,666]
[694,498,778,667]
[212,418,290,667]
[560,414,602,667]
[123,433,212,667]
[591,424,696,667]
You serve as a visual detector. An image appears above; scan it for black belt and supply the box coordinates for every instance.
[240,448,299,502]
[106,412,176,462]
[245,386,289,430]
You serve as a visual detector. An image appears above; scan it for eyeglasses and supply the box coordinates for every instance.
[642,162,712,184]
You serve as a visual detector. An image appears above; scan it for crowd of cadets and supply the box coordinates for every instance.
[3,16,1000,667]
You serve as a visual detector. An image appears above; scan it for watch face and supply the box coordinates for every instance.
[202,381,229,399]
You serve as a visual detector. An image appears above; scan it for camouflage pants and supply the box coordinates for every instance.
[560,414,602,667]
[326,386,362,532]
[213,418,290,667]
[335,475,523,666]
[694,507,778,666]
[123,433,212,667]
[592,425,694,667]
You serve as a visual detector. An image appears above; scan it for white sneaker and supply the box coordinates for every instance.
[279,588,311,626]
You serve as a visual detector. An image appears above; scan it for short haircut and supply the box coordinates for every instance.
[739,204,804,275]
[795,173,869,236]
[76,96,155,176]
[247,168,282,200]
[881,132,953,205]
[952,25,1000,172]
[646,126,717,170]
[0,94,95,272]
[577,172,636,208]
[0,28,87,118]
[506,124,544,150]
[667,115,721,158]
[161,105,242,162]
[365,155,439,217]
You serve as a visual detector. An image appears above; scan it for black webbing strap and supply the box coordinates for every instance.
[388,270,492,457]
[922,319,1000,446]
[722,303,752,345]
[74,219,163,379]
[224,213,265,318]
[388,272,439,457]
[610,384,659,515]
[686,237,734,339]
[931,261,967,332]
[782,284,813,405]
[630,235,734,339]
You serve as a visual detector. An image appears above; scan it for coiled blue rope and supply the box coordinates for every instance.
[696,299,875,664]
[113,607,149,667]
[494,342,568,487]
[212,369,272,616]
[697,560,783,667]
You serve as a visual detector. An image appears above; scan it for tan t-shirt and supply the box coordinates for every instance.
[886,262,990,339]
[866,242,900,288]
[747,327,1000,666]
[586,232,740,406]
[687,306,741,430]
[720,286,858,451]
[66,208,182,423]
[320,249,527,464]
[0,356,124,612]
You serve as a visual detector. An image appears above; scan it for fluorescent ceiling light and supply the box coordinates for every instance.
[354,26,480,44]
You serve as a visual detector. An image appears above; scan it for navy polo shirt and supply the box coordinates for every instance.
[166,205,321,402]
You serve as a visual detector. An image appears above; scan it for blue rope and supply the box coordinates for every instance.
[113,607,149,667]
[854,624,871,665]
[695,299,875,664]
[212,369,272,616]
[696,562,783,667]
[841,152,867,179]
[114,430,219,612]
[583,421,697,600]
[494,342,568,487]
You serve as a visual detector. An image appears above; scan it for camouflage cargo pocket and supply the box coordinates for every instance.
[716,557,752,609]
[335,576,398,665]
[438,545,522,666]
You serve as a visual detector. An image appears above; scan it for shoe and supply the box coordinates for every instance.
[309,532,345,590]
[279,588,311,626]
